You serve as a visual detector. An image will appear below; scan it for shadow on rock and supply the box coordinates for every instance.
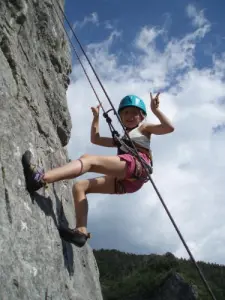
[31,190,74,277]
[53,184,75,277]
[32,192,58,227]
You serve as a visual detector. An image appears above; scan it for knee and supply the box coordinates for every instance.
[79,154,95,170]
[80,153,90,160]
[80,153,96,164]
[72,180,88,195]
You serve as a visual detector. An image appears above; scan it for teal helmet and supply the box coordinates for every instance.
[118,95,147,116]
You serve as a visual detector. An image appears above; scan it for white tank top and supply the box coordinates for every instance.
[120,121,150,151]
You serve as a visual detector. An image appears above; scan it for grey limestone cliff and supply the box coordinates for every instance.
[0,0,103,299]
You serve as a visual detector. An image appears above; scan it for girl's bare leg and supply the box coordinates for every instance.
[43,154,127,183]
[72,176,116,235]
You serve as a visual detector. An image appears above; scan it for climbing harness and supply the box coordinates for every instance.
[51,1,217,299]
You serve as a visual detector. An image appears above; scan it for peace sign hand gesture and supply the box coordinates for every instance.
[150,92,160,113]
[91,105,100,118]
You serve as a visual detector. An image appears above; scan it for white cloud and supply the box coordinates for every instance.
[135,26,164,51]
[66,5,225,264]
[186,4,208,28]
[104,20,118,31]
[68,12,99,40]
[73,12,99,29]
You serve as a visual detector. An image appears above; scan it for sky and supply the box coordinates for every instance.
[62,0,225,265]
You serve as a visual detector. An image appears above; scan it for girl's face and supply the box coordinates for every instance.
[120,107,144,129]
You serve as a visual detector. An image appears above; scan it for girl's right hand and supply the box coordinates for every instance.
[91,105,100,118]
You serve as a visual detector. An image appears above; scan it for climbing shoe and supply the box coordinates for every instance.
[22,150,47,193]
[58,226,91,248]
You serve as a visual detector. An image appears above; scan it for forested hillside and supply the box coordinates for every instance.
[94,249,225,300]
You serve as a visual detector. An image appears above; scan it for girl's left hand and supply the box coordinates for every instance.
[150,92,160,112]
[91,105,100,118]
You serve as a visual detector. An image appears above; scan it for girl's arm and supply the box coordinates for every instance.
[91,107,116,147]
[142,92,174,135]
[142,109,174,135]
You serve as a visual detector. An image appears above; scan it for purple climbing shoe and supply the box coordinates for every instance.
[22,150,46,193]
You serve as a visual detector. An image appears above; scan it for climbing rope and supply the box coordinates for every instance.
[51,1,217,299]
[52,0,153,175]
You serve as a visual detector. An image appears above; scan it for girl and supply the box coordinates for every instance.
[22,92,174,247]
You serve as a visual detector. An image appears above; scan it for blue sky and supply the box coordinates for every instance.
[63,0,225,264]
[65,0,225,68]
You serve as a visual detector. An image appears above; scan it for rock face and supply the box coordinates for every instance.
[0,0,103,299]
[152,272,198,300]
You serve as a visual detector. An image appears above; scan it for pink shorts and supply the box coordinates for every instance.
[115,152,151,194]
